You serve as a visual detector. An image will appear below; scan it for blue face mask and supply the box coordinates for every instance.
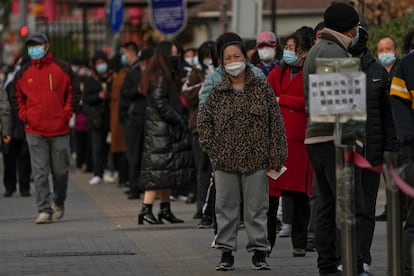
[283,50,298,65]
[193,56,199,66]
[350,28,360,48]
[95,63,108,74]
[378,52,396,66]
[121,54,129,66]
[28,46,46,60]
[203,59,212,67]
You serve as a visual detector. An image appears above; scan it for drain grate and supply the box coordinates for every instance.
[25,250,135,257]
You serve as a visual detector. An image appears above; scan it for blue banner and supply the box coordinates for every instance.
[149,0,187,36]
[109,0,124,33]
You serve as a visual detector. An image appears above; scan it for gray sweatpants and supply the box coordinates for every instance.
[213,169,271,253]
[26,133,70,214]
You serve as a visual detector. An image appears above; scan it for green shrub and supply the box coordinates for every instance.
[368,15,414,56]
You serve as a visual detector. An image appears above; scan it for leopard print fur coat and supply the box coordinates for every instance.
[197,66,287,173]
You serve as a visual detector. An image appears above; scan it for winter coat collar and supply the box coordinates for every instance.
[320,27,352,51]
[31,52,53,68]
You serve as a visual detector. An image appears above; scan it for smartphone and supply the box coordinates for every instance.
[267,166,287,180]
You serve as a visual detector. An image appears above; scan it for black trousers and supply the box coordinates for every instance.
[113,152,129,185]
[356,167,380,265]
[192,133,212,213]
[74,130,92,171]
[3,138,31,193]
[282,190,310,250]
[306,141,365,274]
[125,123,144,194]
[267,195,280,251]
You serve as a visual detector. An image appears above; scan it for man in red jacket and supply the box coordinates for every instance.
[10,32,81,224]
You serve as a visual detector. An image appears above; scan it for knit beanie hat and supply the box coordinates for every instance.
[324,3,359,33]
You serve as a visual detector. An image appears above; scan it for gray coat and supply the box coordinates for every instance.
[303,28,360,144]
[0,87,12,138]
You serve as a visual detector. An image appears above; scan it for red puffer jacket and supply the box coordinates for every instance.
[11,52,81,137]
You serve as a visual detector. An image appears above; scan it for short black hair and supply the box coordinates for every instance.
[121,41,139,55]
[216,32,243,58]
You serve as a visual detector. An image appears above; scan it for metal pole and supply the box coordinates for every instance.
[82,5,89,64]
[220,0,228,33]
[19,0,26,27]
[335,118,357,276]
[383,156,404,276]
[271,0,276,34]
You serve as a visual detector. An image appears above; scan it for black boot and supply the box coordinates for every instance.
[138,204,163,225]
[158,202,184,223]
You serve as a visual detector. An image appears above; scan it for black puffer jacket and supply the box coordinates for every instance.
[139,73,195,190]
[82,76,111,131]
[359,50,399,165]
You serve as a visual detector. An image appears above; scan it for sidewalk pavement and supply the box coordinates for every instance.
[0,168,389,276]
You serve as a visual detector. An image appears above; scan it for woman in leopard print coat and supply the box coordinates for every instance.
[197,41,287,270]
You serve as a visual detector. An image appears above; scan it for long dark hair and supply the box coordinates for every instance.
[198,40,219,73]
[139,41,179,96]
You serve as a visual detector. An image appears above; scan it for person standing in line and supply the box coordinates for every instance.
[181,40,219,227]
[306,21,325,253]
[108,53,128,188]
[10,32,81,224]
[0,85,12,177]
[374,36,401,222]
[254,31,281,76]
[377,36,400,76]
[82,51,112,186]
[267,29,314,257]
[2,57,31,197]
[348,23,399,272]
[137,41,193,225]
[302,3,370,275]
[120,41,144,199]
[73,65,93,173]
[389,49,414,276]
[198,41,287,271]
[254,30,293,237]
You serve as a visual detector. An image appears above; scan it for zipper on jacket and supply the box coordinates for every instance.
[49,73,53,91]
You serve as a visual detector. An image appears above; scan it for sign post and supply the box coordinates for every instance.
[149,0,187,37]
[309,58,365,276]
[109,0,124,33]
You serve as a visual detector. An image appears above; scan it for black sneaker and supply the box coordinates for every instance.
[197,216,213,229]
[252,251,271,270]
[215,251,234,271]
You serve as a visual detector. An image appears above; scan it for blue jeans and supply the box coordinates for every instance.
[26,133,70,214]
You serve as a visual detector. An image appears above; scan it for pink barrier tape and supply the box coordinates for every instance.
[353,151,414,198]
[353,152,384,173]
[390,164,414,199]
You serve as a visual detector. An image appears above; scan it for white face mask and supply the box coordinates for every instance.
[224,61,246,77]
[257,47,275,61]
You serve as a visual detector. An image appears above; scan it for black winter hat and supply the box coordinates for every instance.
[324,3,359,33]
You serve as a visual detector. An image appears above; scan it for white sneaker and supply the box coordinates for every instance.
[52,203,64,220]
[363,263,370,272]
[35,212,52,224]
[278,223,292,237]
[89,176,102,185]
[103,170,116,183]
